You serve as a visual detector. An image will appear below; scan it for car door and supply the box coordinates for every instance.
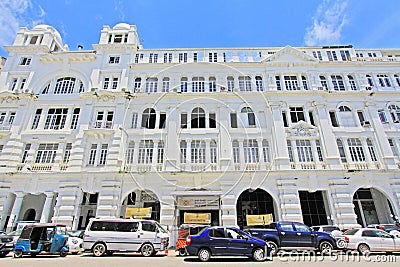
[279,222,298,247]
[293,223,314,247]
[361,229,382,251]
[226,228,253,255]
[376,230,396,251]
[207,228,229,255]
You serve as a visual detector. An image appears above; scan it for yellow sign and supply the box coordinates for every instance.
[125,207,152,218]
[246,214,273,226]
[184,213,211,224]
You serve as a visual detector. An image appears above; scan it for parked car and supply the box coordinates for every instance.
[83,218,169,257]
[343,228,400,254]
[176,224,208,256]
[0,232,14,257]
[67,230,84,254]
[13,223,69,258]
[367,224,400,237]
[245,221,339,255]
[185,226,271,262]
[312,225,347,249]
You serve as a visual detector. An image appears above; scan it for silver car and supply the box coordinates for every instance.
[343,228,400,254]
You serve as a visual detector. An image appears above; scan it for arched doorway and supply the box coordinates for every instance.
[22,209,36,221]
[120,190,160,221]
[236,189,276,229]
[353,188,397,227]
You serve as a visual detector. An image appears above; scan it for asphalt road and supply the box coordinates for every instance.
[0,251,399,267]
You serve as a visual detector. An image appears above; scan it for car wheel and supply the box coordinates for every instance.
[60,251,67,257]
[252,247,265,262]
[140,243,154,257]
[13,250,23,258]
[198,248,211,262]
[0,252,7,258]
[319,241,333,255]
[178,248,186,256]
[358,244,370,255]
[92,243,107,257]
[267,241,278,256]
[72,252,79,255]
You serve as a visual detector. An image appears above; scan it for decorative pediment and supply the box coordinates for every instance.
[263,46,317,64]
[286,121,318,137]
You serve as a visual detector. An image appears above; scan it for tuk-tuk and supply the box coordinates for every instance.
[13,223,69,258]
[176,224,208,256]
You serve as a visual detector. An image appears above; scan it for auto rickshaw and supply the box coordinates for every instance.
[13,223,69,258]
[176,224,208,256]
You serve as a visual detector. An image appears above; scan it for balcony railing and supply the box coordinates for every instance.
[91,121,113,129]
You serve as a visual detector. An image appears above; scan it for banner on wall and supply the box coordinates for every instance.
[184,212,211,224]
[246,214,273,226]
[125,207,152,219]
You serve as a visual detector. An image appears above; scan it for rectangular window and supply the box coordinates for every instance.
[103,77,109,89]
[282,111,288,127]
[138,140,154,164]
[159,113,166,129]
[210,141,217,164]
[191,140,206,164]
[209,113,216,128]
[287,141,294,162]
[337,139,347,163]
[275,76,281,90]
[63,143,72,164]
[378,110,388,123]
[19,57,31,66]
[290,107,305,123]
[131,113,138,128]
[316,140,324,162]
[10,78,18,91]
[309,111,315,126]
[19,79,26,91]
[230,113,238,128]
[262,140,270,163]
[54,77,76,94]
[70,108,80,129]
[388,139,399,158]
[367,139,377,162]
[232,141,240,164]
[31,109,42,129]
[98,144,108,165]
[145,78,158,93]
[180,141,187,164]
[357,111,365,124]
[329,111,339,127]
[157,141,164,164]
[126,141,135,164]
[109,56,120,64]
[296,140,314,162]
[44,108,68,130]
[21,143,31,163]
[193,53,198,62]
[347,138,366,162]
[284,76,299,90]
[227,77,234,91]
[243,139,259,163]
[239,76,252,91]
[88,144,97,166]
[181,113,187,128]
[162,78,170,92]
[112,77,118,89]
[35,143,59,163]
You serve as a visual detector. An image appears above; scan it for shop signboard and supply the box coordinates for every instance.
[246,214,273,226]
[184,212,211,224]
[125,207,152,218]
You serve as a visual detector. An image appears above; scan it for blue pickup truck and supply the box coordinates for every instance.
[245,221,338,255]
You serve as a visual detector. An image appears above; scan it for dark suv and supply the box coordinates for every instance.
[0,232,14,257]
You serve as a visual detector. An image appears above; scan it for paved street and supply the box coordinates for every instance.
[0,251,399,267]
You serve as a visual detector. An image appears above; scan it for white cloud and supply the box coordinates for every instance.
[0,0,46,48]
[304,0,348,46]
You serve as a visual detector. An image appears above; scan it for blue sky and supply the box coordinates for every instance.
[1,0,400,57]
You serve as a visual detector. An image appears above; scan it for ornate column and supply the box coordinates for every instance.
[7,192,25,231]
[40,192,55,223]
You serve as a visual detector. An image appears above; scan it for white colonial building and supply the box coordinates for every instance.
[1,23,400,244]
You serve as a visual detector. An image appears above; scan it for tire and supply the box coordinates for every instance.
[30,253,38,257]
[92,243,107,257]
[13,250,23,258]
[319,241,333,255]
[358,243,370,255]
[0,252,7,258]
[106,251,114,256]
[198,248,211,262]
[252,247,265,262]
[267,241,278,256]
[60,251,67,257]
[178,248,186,256]
[72,252,79,255]
[140,243,154,257]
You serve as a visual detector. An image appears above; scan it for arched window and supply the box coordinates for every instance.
[141,108,156,129]
[145,78,158,93]
[240,107,256,127]
[191,107,205,128]
[348,75,357,90]
[126,192,136,205]
[255,76,263,91]
[331,75,345,91]
[319,75,328,90]
[134,78,141,91]
[41,76,85,95]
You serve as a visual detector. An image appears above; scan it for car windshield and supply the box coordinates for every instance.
[323,226,340,232]
[382,225,397,232]
[344,229,359,235]
[156,222,167,234]
[8,230,22,236]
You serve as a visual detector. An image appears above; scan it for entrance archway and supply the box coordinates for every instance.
[353,188,396,227]
[22,209,36,221]
[236,188,276,229]
[120,190,160,221]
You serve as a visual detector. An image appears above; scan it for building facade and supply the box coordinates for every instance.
[0,23,400,244]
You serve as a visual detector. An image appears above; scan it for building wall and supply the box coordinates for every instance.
[0,23,400,245]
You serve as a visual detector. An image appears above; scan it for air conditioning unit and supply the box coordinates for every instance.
[365,86,372,90]
[134,88,141,93]
[220,86,226,92]
[362,121,371,127]
[317,86,324,90]
[296,86,301,90]
[90,87,98,92]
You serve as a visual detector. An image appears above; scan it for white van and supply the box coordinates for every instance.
[83,218,169,257]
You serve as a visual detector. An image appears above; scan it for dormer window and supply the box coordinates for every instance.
[114,34,123,43]
[29,35,38,45]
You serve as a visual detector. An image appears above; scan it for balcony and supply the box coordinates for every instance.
[85,120,115,138]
